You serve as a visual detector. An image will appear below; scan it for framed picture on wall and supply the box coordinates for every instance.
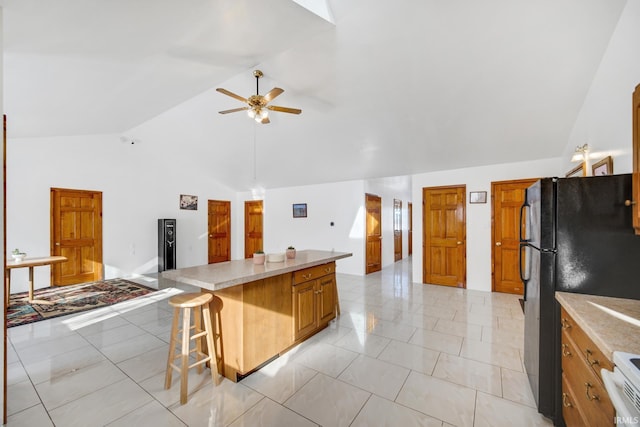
[469,191,487,204]
[292,203,307,218]
[565,163,585,178]
[179,194,198,210]
[592,156,613,176]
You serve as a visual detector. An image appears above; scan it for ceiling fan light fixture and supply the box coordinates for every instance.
[217,69,301,125]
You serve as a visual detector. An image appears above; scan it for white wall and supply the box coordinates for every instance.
[262,180,365,275]
[7,133,238,292]
[563,1,640,174]
[412,157,561,292]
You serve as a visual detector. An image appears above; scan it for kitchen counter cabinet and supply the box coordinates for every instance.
[556,292,640,427]
[555,292,640,360]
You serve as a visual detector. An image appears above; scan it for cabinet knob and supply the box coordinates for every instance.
[625,200,637,206]
[495,242,502,246]
[561,318,572,330]
[561,343,572,357]
[457,241,463,245]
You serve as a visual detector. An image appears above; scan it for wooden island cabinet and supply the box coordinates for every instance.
[293,262,336,341]
[162,250,351,382]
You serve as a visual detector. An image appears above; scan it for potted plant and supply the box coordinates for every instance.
[253,250,265,265]
[286,246,296,259]
[11,248,26,262]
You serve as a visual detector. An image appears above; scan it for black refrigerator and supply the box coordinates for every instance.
[519,174,640,425]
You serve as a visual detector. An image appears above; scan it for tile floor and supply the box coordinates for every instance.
[5,258,554,426]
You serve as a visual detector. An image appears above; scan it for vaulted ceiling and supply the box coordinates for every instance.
[1,0,628,190]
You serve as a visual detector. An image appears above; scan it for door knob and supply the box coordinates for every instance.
[496,242,502,246]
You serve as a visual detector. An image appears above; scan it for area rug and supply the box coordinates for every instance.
[7,279,156,328]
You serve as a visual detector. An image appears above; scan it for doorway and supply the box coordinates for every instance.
[365,193,382,274]
[50,188,103,285]
[244,200,263,258]
[491,179,538,294]
[408,202,413,256]
[393,199,402,262]
[207,200,231,264]
[422,185,466,287]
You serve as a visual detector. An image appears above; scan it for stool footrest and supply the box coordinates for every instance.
[169,355,212,373]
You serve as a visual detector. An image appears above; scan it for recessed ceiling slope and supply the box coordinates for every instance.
[1,0,333,137]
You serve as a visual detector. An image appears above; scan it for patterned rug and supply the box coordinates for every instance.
[7,278,157,328]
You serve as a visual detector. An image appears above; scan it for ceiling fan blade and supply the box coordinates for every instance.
[260,117,271,124]
[263,87,284,103]
[267,105,302,115]
[219,107,249,114]
[216,88,248,103]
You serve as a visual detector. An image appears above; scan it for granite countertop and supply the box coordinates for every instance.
[162,249,352,292]
[556,291,640,361]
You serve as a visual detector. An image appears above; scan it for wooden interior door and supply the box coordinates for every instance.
[244,200,263,258]
[393,199,402,261]
[51,188,103,285]
[408,202,413,256]
[492,179,538,294]
[423,185,466,287]
[365,193,382,274]
[208,200,231,264]
[632,83,640,234]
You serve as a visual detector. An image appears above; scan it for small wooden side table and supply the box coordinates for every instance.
[5,256,68,306]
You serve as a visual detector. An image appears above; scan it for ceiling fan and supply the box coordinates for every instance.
[216,70,302,124]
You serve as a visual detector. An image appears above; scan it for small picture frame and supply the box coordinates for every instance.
[179,194,198,210]
[469,191,487,204]
[592,156,613,176]
[292,203,307,218]
[565,163,585,178]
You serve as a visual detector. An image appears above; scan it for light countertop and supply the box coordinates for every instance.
[162,249,352,292]
[556,291,640,360]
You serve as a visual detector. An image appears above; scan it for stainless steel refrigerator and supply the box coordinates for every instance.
[519,174,640,425]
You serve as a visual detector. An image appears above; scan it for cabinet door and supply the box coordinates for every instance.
[317,274,336,325]
[293,281,317,340]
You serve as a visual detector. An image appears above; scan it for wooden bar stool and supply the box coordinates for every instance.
[164,292,221,404]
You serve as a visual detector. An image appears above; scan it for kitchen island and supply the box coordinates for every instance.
[162,250,352,381]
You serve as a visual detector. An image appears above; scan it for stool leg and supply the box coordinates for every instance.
[194,306,204,374]
[179,307,191,405]
[202,304,220,385]
[164,307,180,389]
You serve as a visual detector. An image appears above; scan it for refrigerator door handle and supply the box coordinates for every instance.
[519,201,530,243]
[519,243,530,301]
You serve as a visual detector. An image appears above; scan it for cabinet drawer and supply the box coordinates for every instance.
[293,262,335,285]
[562,372,588,427]
[560,307,614,382]
[561,330,614,426]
